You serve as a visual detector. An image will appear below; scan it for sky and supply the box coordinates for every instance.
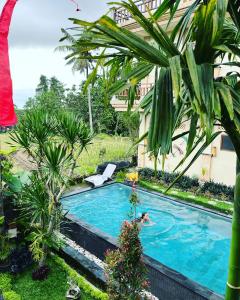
[0,0,109,108]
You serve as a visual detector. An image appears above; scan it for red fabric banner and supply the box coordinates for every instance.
[0,0,17,128]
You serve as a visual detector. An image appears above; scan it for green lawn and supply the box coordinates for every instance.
[0,133,17,155]
[13,257,103,300]
[74,134,133,176]
[140,180,233,215]
[13,259,68,300]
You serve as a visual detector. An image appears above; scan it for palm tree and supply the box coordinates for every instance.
[56,29,94,133]
[65,0,240,299]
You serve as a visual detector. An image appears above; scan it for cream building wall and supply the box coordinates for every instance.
[138,114,237,186]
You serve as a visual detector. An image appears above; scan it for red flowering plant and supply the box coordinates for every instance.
[105,185,148,299]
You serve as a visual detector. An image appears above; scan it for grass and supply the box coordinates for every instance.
[13,257,98,300]
[139,180,233,215]
[0,133,17,155]
[76,134,133,176]
[1,133,133,175]
[13,259,68,300]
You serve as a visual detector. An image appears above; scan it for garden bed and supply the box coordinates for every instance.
[0,255,108,300]
[139,180,233,215]
[139,168,234,202]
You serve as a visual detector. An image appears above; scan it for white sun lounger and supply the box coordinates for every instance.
[85,163,117,187]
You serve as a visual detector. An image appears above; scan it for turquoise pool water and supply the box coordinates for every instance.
[62,183,231,295]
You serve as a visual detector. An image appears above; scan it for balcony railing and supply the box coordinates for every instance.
[117,83,154,100]
[113,0,162,24]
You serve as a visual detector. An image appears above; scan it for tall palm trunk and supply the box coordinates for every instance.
[223,118,240,300]
[225,158,240,300]
[86,67,93,133]
[225,170,240,300]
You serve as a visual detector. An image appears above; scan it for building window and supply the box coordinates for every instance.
[221,135,235,152]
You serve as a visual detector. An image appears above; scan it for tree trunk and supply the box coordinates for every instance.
[88,85,93,134]
[114,114,120,136]
[86,66,93,134]
[38,204,56,268]
[225,169,240,300]
[39,245,47,268]
[154,155,158,179]
[221,113,240,300]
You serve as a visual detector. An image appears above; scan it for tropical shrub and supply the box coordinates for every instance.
[105,185,148,299]
[0,216,12,263]
[25,75,136,136]
[105,221,148,300]
[115,170,127,182]
[139,168,199,190]
[2,291,21,300]
[0,155,23,198]
[0,274,21,300]
[200,181,234,202]
[11,109,93,272]
[0,273,12,292]
[139,168,234,201]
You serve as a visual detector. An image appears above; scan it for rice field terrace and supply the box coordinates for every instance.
[0,133,134,175]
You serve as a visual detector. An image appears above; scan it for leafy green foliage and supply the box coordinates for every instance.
[11,255,107,300]
[65,77,139,136]
[105,185,147,299]
[200,181,234,202]
[0,157,20,263]
[0,274,21,300]
[24,76,65,112]
[2,291,21,300]
[139,168,199,189]
[115,170,127,182]
[0,273,12,292]
[24,75,137,137]
[140,180,233,215]
[139,168,234,202]
[0,232,12,262]
[11,109,93,268]
[13,258,67,300]
[52,255,109,300]
[105,220,148,300]
[1,155,23,196]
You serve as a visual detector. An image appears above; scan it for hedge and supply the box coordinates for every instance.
[200,181,234,201]
[0,274,21,300]
[139,168,199,190]
[52,254,109,300]
[139,168,234,202]
[3,291,21,300]
[0,274,12,292]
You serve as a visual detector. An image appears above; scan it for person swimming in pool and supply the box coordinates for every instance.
[140,212,150,223]
[136,212,154,226]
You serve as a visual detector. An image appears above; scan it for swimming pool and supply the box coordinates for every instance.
[62,183,231,296]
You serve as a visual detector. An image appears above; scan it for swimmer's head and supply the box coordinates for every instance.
[141,212,150,222]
